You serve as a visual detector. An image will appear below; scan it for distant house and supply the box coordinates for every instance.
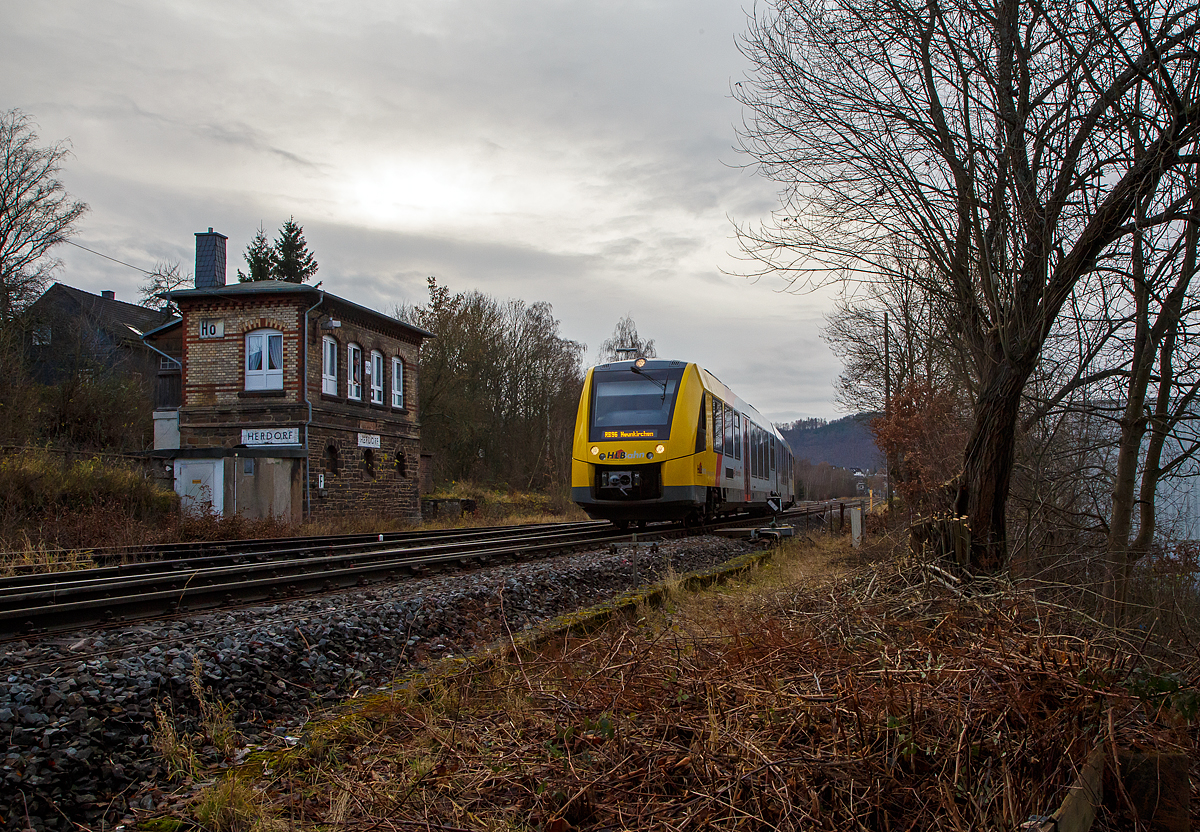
[144,229,433,524]
[23,283,176,386]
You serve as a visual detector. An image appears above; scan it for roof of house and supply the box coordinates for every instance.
[31,283,176,343]
[166,280,434,340]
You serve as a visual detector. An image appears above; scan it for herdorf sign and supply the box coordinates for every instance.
[242,427,300,445]
[357,433,381,449]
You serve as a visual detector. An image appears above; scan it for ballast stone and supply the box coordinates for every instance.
[0,534,752,832]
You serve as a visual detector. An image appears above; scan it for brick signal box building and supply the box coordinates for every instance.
[145,229,432,523]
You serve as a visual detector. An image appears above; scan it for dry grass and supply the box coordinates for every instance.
[0,473,586,572]
[159,535,1198,830]
[0,530,95,575]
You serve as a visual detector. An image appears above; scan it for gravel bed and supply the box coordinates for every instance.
[0,534,755,831]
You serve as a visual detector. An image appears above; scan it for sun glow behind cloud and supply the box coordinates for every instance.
[338,159,512,232]
[0,0,847,420]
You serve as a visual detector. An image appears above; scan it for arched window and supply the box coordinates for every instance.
[321,336,338,395]
[391,357,405,409]
[245,329,283,390]
[325,444,339,476]
[347,343,362,400]
[369,349,384,404]
[394,450,407,477]
[363,448,376,479]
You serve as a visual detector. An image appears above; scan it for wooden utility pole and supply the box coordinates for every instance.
[884,311,893,512]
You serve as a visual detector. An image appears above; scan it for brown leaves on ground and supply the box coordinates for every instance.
[200,541,1198,831]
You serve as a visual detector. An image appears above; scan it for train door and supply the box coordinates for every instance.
[770,434,777,495]
[743,420,750,501]
[725,405,739,502]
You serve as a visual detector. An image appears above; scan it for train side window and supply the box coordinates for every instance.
[724,404,734,455]
[695,397,707,454]
[770,435,776,472]
[712,397,723,454]
[733,412,741,461]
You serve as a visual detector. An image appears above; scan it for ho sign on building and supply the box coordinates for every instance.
[242,427,300,445]
[199,319,225,339]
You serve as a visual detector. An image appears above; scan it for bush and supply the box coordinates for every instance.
[428,481,584,522]
[42,374,153,451]
[0,449,178,549]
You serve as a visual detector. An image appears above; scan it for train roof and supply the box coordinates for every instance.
[591,358,689,372]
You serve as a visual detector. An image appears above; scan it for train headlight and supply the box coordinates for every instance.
[655,444,665,454]
[590,446,599,456]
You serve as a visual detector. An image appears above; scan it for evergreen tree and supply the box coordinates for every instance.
[237,224,276,282]
[271,216,318,283]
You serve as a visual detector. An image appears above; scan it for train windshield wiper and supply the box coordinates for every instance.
[631,358,667,402]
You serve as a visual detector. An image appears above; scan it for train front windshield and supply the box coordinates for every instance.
[589,367,684,442]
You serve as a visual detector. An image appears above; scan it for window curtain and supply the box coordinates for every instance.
[248,336,263,371]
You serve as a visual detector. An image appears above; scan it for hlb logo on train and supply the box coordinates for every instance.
[602,429,656,439]
[598,449,647,461]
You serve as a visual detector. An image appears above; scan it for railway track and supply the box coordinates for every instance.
[0,501,862,636]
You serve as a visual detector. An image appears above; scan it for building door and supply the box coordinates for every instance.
[175,460,224,517]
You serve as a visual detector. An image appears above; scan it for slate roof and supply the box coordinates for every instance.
[167,280,433,340]
[39,283,176,342]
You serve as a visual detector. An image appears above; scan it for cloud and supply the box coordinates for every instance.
[1,0,846,420]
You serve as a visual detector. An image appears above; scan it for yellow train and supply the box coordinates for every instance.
[571,358,796,526]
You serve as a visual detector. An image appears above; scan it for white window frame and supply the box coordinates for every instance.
[369,350,384,404]
[245,328,283,390]
[347,343,362,400]
[392,357,405,409]
[321,336,338,395]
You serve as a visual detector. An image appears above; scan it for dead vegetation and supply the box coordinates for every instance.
[0,466,584,572]
[162,535,1197,831]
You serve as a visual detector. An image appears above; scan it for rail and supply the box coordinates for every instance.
[0,500,864,636]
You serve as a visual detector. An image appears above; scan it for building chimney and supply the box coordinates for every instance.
[101,290,115,300]
[194,227,228,289]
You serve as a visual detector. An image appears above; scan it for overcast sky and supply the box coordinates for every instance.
[3,0,845,422]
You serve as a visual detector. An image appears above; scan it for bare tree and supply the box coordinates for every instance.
[735,0,1200,569]
[1101,173,1200,617]
[824,249,972,413]
[597,316,656,363]
[399,278,585,489]
[137,260,189,316]
[0,110,88,324]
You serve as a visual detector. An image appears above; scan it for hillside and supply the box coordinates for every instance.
[777,413,881,470]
